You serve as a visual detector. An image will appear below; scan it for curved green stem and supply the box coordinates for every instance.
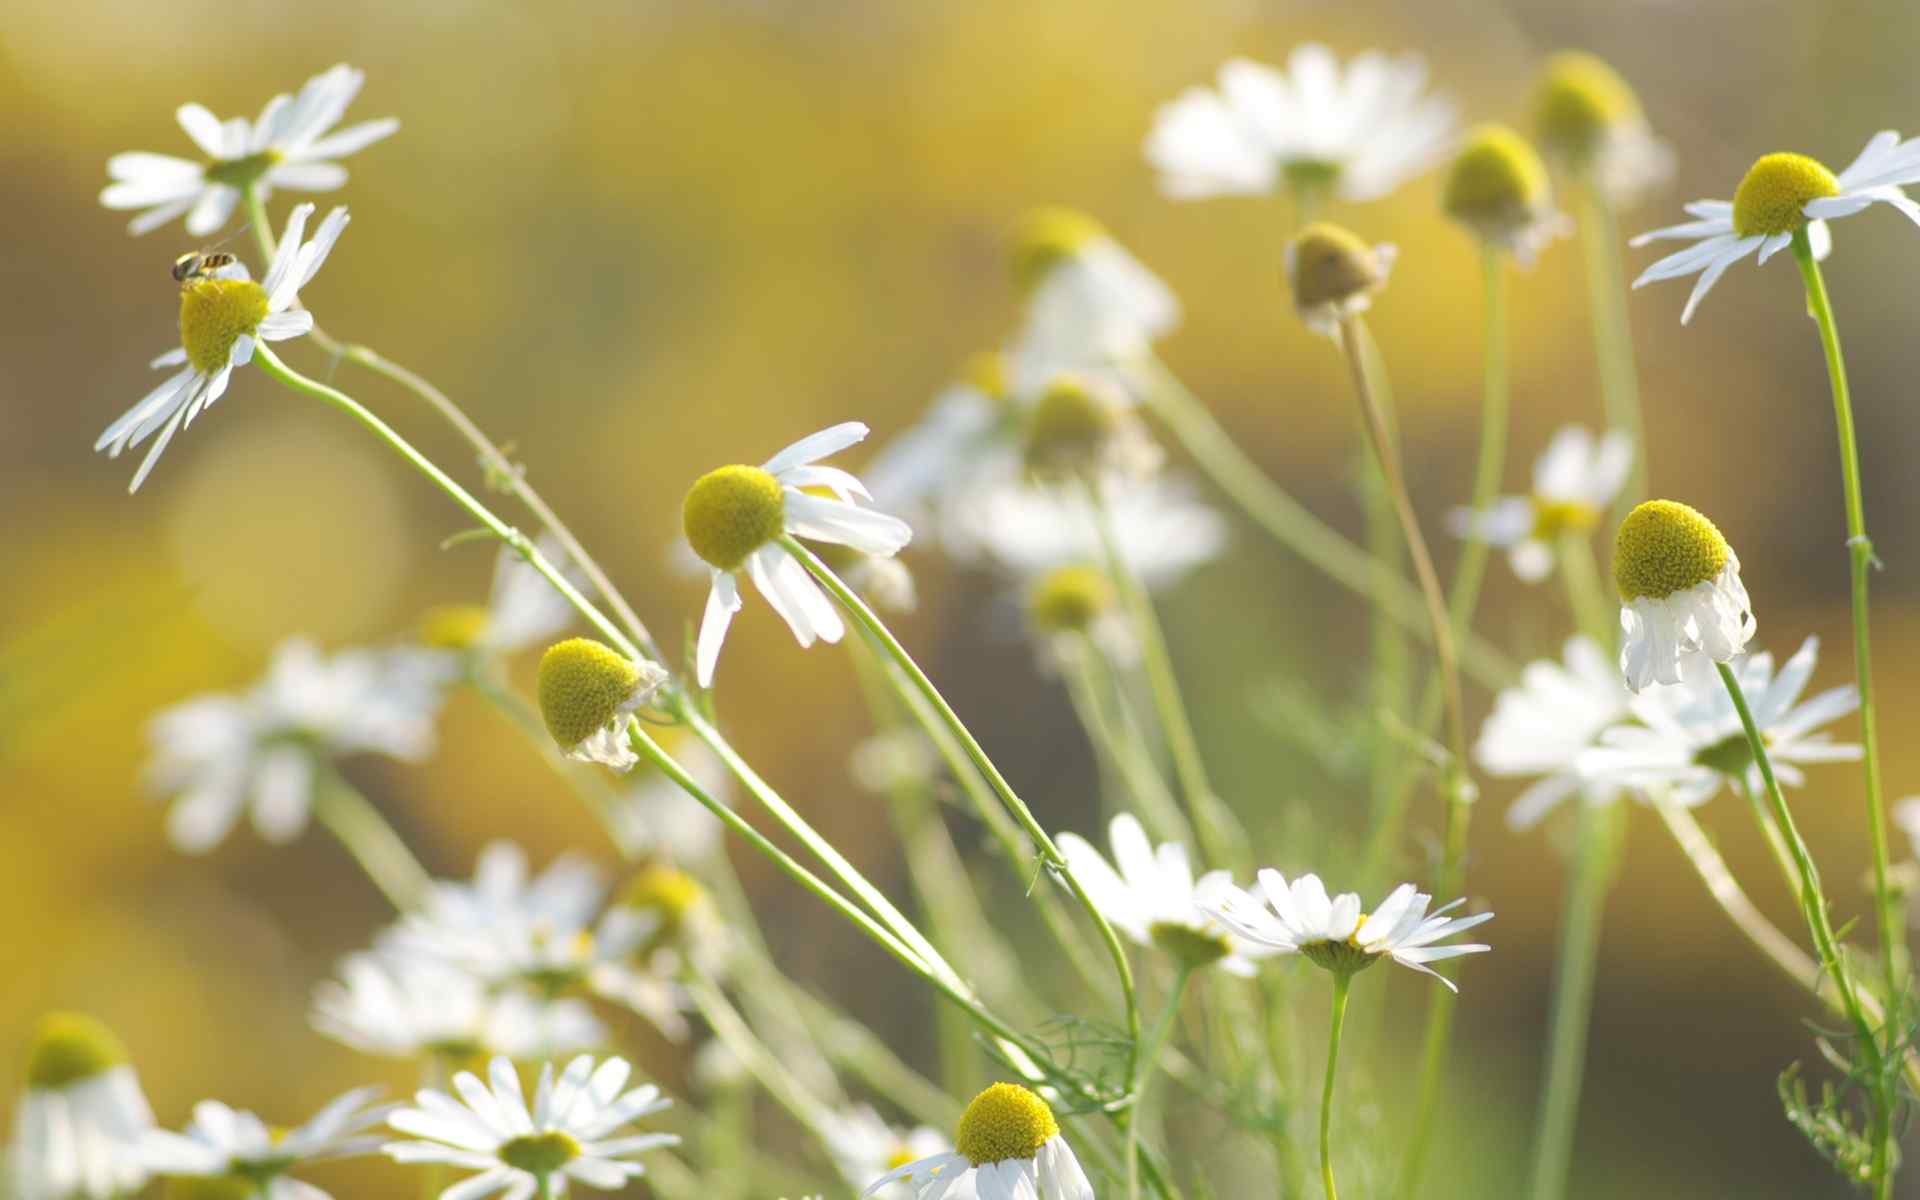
[1573,181,1647,520]
[1126,967,1192,1200]
[1319,973,1353,1200]
[311,761,429,910]
[1061,639,1193,846]
[683,964,835,1147]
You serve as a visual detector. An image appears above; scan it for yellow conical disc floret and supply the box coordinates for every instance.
[1732,153,1839,237]
[1028,565,1114,635]
[954,1083,1059,1167]
[1535,51,1641,162]
[1612,500,1732,601]
[179,277,269,375]
[1024,375,1119,477]
[419,604,491,651]
[538,638,647,750]
[1287,222,1389,311]
[1011,207,1106,295]
[27,1011,129,1089]
[684,465,785,571]
[619,864,706,950]
[1444,125,1551,235]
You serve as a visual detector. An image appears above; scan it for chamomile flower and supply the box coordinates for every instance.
[682,422,912,687]
[863,1083,1091,1200]
[312,953,607,1064]
[1198,871,1493,990]
[828,1106,966,1199]
[1449,426,1632,583]
[1144,46,1456,204]
[1475,636,1633,830]
[946,473,1226,587]
[1021,372,1161,482]
[421,536,581,658]
[1008,208,1179,394]
[383,1055,677,1199]
[1024,563,1134,669]
[1443,124,1569,265]
[102,64,396,237]
[1612,500,1754,691]
[145,635,452,852]
[96,203,347,491]
[1284,222,1396,337]
[1533,51,1673,207]
[1632,132,1920,322]
[1579,637,1859,809]
[536,638,668,771]
[140,1086,390,1199]
[10,1013,153,1200]
[1057,814,1277,973]
[863,353,1013,522]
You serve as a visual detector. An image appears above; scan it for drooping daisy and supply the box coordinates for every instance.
[312,953,607,1064]
[1580,637,1859,809]
[1475,636,1633,830]
[145,635,453,852]
[944,472,1226,588]
[1443,124,1569,265]
[140,1086,390,1199]
[101,63,397,236]
[829,1106,968,1199]
[9,1013,153,1200]
[1283,222,1396,337]
[681,422,912,686]
[421,535,582,658]
[535,637,668,771]
[1533,51,1673,208]
[1449,426,1632,583]
[1198,871,1493,991]
[383,1055,677,1199]
[863,1082,1091,1200]
[1611,499,1754,691]
[1144,46,1456,205]
[1632,132,1920,322]
[96,203,348,491]
[1008,207,1179,395]
[1057,814,1278,973]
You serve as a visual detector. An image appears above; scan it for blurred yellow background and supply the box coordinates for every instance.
[7,0,1920,1195]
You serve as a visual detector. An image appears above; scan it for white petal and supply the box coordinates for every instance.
[762,421,869,475]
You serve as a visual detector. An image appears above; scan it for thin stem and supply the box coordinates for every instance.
[1447,247,1511,646]
[1573,181,1648,519]
[1319,974,1353,1200]
[1526,801,1625,1200]
[1127,967,1192,1200]
[1061,638,1193,846]
[311,762,429,910]
[1558,533,1614,647]
[682,965,835,1146]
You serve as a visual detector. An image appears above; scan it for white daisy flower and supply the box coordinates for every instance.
[141,1086,390,1199]
[1008,208,1179,395]
[863,1082,1091,1200]
[828,1105,969,1199]
[423,535,582,658]
[1198,871,1493,990]
[1476,636,1633,830]
[1144,46,1456,204]
[96,202,348,491]
[1632,132,1920,322]
[863,354,1013,522]
[1443,124,1570,266]
[9,1013,153,1200]
[1449,426,1632,583]
[145,635,452,852]
[945,473,1226,588]
[1579,637,1860,809]
[101,63,396,237]
[1533,51,1673,208]
[383,1055,677,1199]
[312,953,607,1063]
[1611,500,1755,692]
[1057,814,1279,974]
[681,422,912,687]
[535,638,668,772]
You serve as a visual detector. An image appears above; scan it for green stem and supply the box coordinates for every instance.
[682,964,835,1146]
[1558,533,1614,647]
[1061,639,1193,846]
[311,762,429,910]
[787,535,1141,1056]
[1525,801,1625,1200]
[1319,974,1353,1200]
[1573,181,1648,520]
[1127,967,1192,1200]
[1448,247,1511,645]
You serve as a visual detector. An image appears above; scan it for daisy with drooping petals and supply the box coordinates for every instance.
[96,203,348,491]
[1145,46,1456,205]
[535,638,667,772]
[1632,132,1920,322]
[1580,637,1859,810]
[383,1055,677,1199]
[140,1086,390,1199]
[828,1106,969,1199]
[1476,636,1633,830]
[863,1082,1091,1200]
[101,63,397,236]
[681,423,912,686]
[1449,426,1632,583]
[1057,814,1278,973]
[9,1013,153,1200]
[1611,500,1754,692]
[1198,871,1493,991]
[1008,208,1179,395]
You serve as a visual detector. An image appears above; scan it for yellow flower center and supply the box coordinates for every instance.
[1534,52,1641,162]
[964,350,1009,403]
[1148,922,1232,969]
[1023,376,1119,477]
[885,1147,919,1171]
[1287,222,1387,312]
[26,1012,128,1089]
[419,604,491,651]
[684,464,786,571]
[537,637,646,750]
[954,1082,1059,1166]
[1531,497,1601,542]
[620,864,706,953]
[1011,207,1106,295]
[180,277,269,375]
[498,1131,582,1176]
[1027,565,1114,635]
[1299,916,1382,978]
[1444,124,1551,236]
[1731,152,1840,237]
[1612,499,1732,601]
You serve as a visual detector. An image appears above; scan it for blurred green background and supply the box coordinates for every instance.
[7,0,1920,1195]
